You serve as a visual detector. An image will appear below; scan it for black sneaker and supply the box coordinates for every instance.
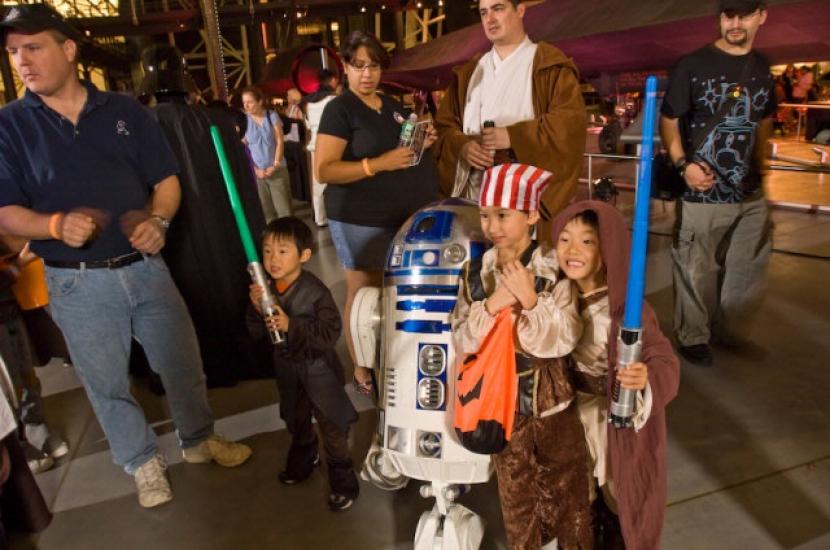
[677,344,714,366]
[278,454,320,485]
[328,493,354,512]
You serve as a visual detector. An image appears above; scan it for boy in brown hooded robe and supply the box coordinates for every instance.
[551,201,680,549]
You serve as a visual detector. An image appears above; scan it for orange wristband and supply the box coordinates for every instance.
[362,157,375,177]
[48,212,64,240]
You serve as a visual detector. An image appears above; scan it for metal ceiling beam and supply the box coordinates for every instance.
[70,1,432,38]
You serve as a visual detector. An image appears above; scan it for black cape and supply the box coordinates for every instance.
[284,139,310,203]
[246,271,357,434]
[151,99,269,386]
[1,434,51,540]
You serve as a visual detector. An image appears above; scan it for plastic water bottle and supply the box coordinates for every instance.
[399,113,418,147]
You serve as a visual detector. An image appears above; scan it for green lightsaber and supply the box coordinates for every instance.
[210,126,284,345]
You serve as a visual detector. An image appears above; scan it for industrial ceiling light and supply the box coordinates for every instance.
[360,5,367,12]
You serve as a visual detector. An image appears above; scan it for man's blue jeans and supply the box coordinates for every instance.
[45,255,214,474]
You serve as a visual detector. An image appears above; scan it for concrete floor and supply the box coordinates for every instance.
[9,171,830,549]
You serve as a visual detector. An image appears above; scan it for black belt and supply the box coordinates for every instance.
[44,251,145,270]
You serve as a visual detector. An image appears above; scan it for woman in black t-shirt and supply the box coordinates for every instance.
[316,31,439,391]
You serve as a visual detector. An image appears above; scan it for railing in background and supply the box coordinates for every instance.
[580,151,830,200]
[776,102,830,142]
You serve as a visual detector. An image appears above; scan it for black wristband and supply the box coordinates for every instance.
[676,159,692,178]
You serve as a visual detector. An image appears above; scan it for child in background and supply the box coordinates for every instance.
[0,245,68,474]
[551,201,680,549]
[450,164,592,549]
[248,217,359,511]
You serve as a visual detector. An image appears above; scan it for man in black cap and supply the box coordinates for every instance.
[0,4,252,508]
[660,0,775,366]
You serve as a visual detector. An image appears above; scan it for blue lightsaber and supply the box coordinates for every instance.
[609,76,658,428]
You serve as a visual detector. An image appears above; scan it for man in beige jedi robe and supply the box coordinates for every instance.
[434,0,587,242]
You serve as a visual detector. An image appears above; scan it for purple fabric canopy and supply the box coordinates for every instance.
[384,0,830,90]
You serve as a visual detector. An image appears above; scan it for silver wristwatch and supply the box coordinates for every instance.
[151,214,171,231]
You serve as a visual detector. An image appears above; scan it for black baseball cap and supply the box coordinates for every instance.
[0,3,83,43]
[719,0,766,15]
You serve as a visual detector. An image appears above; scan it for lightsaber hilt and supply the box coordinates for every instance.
[609,327,642,428]
[248,262,285,345]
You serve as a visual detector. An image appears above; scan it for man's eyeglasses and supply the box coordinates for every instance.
[349,62,381,73]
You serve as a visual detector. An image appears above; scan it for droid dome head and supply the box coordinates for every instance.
[137,44,190,99]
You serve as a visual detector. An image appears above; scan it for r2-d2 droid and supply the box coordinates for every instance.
[351,199,493,550]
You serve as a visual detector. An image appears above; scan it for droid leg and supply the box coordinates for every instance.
[414,482,485,550]
[359,435,409,491]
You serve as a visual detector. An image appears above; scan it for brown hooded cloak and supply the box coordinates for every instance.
[551,201,680,550]
[433,42,587,242]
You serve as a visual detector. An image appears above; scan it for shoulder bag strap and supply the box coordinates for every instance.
[686,54,757,154]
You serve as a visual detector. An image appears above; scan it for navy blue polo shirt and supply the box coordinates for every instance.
[0,81,179,261]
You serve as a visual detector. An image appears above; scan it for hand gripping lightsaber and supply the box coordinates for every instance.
[210,126,284,345]
[609,76,658,428]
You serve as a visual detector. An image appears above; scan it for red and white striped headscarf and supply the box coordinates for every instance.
[479,163,553,212]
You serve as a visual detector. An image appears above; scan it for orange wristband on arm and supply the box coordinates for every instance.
[48,213,64,240]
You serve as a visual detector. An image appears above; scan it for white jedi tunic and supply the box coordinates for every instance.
[463,35,537,135]
[452,36,538,199]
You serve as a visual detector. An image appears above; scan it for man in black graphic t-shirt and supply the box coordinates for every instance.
[660,0,774,366]
[662,43,775,204]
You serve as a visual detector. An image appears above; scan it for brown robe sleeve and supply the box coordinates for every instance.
[507,58,586,240]
[607,303,680,549]
[637,304,680,411]
[433,63,477,198]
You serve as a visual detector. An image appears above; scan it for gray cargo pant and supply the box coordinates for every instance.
[256,165,293,223]
[672,196,772,347]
